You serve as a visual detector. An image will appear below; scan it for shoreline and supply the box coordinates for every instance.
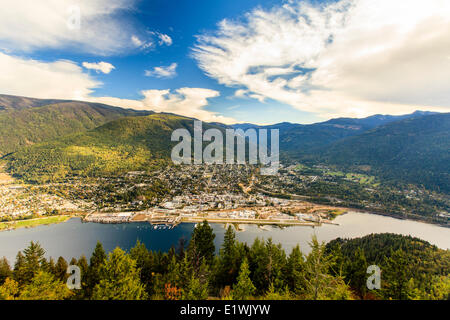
[1,206,448,233]
[342,207,450,229]
[0,215,73,232]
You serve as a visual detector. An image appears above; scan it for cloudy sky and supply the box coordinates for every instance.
[0,0,449,124]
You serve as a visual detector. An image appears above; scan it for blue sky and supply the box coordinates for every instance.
[0,0,448,124]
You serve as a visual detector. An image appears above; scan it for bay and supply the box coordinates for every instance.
[0,211,448,264]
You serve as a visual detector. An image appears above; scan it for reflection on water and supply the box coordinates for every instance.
[0,212,448,263]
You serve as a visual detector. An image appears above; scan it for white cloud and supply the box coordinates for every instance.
[0,52,99,100]
[145,63,178,78]
[131,35,153,50]
[0,0,139,55]
[158,33,173,46]
[0,51,230,123]
[131,35,143,47]
[90,88,235,124]
[131,33,171,50]
[193,0,450,119]
[82,62,115,74]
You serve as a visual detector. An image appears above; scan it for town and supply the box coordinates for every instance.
[1,162,448,228]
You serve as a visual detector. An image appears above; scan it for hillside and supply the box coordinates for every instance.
[6,113,220,183]
[315,113,450,192]
[232,111,439,159]
[326,233,450,299]
[0,101,153,156]
[0,94,66,112]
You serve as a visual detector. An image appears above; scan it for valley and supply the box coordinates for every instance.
[0,94,448,230]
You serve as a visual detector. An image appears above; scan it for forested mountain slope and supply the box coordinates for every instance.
[0,101,153,156]
[316,113,450,192]
[6,113,220,183]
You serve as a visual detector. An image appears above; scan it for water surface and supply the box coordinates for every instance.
[0,212,448,263]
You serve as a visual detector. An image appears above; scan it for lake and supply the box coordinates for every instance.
[0,211,449,263]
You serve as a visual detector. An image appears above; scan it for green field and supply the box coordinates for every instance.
[0,215,70,231]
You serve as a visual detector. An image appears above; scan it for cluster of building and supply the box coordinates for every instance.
[0,184,83,219]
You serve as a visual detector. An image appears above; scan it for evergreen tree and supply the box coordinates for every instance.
[232,258,256,300]
[263,283,293,300]
[74,255,89,300]
[19,271,73,300]
[13,252,26,286]
[0,257,12,285]
[14,242,46,285]
[90,241,107,267]
[86,241,107,298]
[285,245,306,294]
[69,257,78,266]
[0,278,19,300]
[303,235,351,300]
[248,238,286,293]
[130,240,154,294]
[215,226,240,288]
[184,274,209,300]
[381,249,411,300]
[188,220,216,267]
[344,247,368,298]
[46,257,56,275]
[54,256,69,282]
[92,247,147,300]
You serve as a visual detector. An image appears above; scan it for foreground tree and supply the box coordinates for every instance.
[285,245,306,295]
[215,226,242,289]
[303,236,352,300]
[0,257,12,285]
[14,242,46,286]
[188,220,216,268]
[0,278,19,300]
[232,258,256,300]
[344,247,368,298]
[54,256,69,282]
[19,271,72,300]
[381,249,411,300]
[92,247,147,300]
[85,241,107,298]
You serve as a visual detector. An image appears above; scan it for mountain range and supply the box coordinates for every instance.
[1,94,448,192]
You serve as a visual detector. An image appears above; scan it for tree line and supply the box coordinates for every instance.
[0,224,448,300]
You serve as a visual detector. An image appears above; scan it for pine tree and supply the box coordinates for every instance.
[69,257,78,266]
[184,274,209,300]
[0,278,19,300]
[129,240,154,294]
[14,242,46,285]
[188,220,216,268]
[86,241,107,298]
[19,271,73,300]
[232,258,256,300]
[46,257,56,275]
[248,238,286,293]
[285,245,306,294]
[345,247,368,298]
[381,249,411,300]
[90,241,107,268]
[216,226,239,287]
[0,257,12,285]
[55,257,69,282]
[303,235,351,300]
[13,252,26,285]
[92,247,147,300]
[74,255,89,300]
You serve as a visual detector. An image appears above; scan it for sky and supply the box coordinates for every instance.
[0,0,449,125]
